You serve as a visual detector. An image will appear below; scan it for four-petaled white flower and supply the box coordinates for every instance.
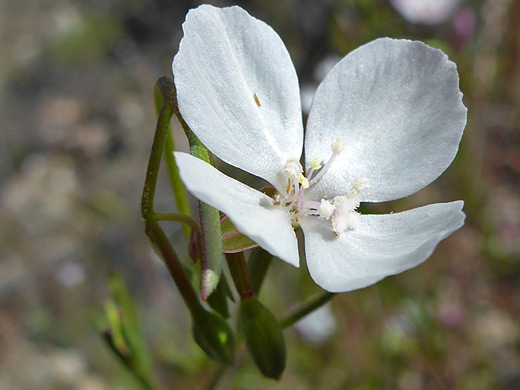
[173,5,467,292]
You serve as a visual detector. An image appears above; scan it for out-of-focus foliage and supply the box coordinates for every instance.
[1,0,519,389]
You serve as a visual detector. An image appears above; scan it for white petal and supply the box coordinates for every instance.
[305,38,467,202]
[300,201,465,292]
[173,5,303,191]
[174,152,299,267]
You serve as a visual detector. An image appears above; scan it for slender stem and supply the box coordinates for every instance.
[141,77,203,317]
[154,77,192,240]
[164,130,192,239]
[226,252,254,299]
[280,292,336,329]
[141,77,176,220]
[145,221,203,316]
[247,247,273,295]
[151,212,199,231]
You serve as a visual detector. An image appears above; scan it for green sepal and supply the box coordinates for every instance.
[199,203,223,301]
[238,296,286,380]
[221,215,258,253]
[192,309,235,364]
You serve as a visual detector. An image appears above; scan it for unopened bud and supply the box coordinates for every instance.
[238,297,286,380]
[192,309,235,363]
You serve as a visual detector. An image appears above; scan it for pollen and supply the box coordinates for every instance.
[353,176,371,193]
[332,136,347,154]
[298,174,309,189]
[310,158,322,170]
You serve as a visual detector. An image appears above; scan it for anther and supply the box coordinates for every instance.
[298,174,309,189]
[352,176,370,193]
[310,158,322,170]
[332,136,346,154]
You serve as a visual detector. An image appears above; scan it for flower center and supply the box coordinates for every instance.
[274,137,370,236]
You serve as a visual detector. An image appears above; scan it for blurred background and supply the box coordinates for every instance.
[1,0,519,389]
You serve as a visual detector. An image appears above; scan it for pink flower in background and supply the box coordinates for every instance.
[391,0,461,25]
[452,8,476,46]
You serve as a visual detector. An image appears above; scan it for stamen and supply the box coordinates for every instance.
[309,153,337,186]
[352,176,371,194]
[310,158,322,170]
[332,136,346,154]
[307,158,322,181]
[298,183,305,213]
[277,147,368,236]
[298,174,309,189]
[309,137,346,186]
[283,158,303,180]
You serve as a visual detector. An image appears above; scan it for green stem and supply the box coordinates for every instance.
[141,77,175,221]
[226,252,254,300]
[153,77,191,239]
[247,247,273,295]
[145,221,203,316]
[152,212,199,232]
[280,292,336,329]
[141,77,203,317]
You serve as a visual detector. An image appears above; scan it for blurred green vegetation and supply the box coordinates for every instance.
[1,0,519,389]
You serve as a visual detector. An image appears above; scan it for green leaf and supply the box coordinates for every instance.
[221,215,258,253]
[108,274,153,380]
[103,299,128,355]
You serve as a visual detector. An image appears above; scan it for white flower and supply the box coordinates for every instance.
[391,0,461,25]
[172,5,467,293]
[294,304,337,345]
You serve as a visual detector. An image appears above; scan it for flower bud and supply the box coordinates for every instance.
[192,309,235,363]
[238,297,286,380]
